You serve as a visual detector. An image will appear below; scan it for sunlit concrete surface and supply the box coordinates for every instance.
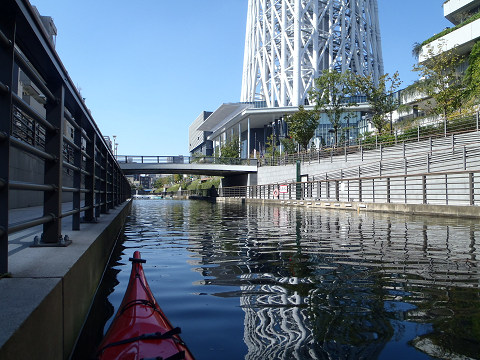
[0,200,132,360]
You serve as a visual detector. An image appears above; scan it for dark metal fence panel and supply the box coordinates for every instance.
[0,7,16,274]
[0,0,131,273]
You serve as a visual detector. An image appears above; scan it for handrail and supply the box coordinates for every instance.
[0,0,131,274]
[116,155,257,166]
[216,169,480,208]
[258,112,480,168]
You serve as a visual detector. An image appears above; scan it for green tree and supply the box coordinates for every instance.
[412,42,465,119]
[464,41,480,105]
[174,174,183,183]
[219,138,240,158]
[264,133,280,158]
[280,136,297,154]
[309,69,357,146]
[153,177,167,189]
[355,71,402,134]
[191,151,206,163]
[285,106,319,151]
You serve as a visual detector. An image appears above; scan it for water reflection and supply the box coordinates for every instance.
[92,200,480,360]
[189,203,480,359]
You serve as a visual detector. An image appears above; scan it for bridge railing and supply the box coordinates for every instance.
[116,155,257,166]
[0,0,131,274]
[217,169,480,208]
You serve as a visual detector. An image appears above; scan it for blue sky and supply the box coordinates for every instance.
[31,0,450,156]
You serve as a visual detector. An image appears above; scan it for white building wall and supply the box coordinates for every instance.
[419,17,480,62]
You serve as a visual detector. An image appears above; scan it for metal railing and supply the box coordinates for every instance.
[259,112,480,168]
[0,0,131,274]
[217,169,480,207]
[116,155,258,166]
[305,132,480,182]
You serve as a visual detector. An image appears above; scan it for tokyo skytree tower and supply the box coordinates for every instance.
[240,0,384,107]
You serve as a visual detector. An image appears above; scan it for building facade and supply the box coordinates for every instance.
[189,111,213,156]
[420,0,480,62]
[393,0,480,126]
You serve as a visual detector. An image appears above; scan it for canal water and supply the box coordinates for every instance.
[79,199,480,359]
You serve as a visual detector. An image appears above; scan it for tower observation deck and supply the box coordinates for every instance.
[241,0,384,108]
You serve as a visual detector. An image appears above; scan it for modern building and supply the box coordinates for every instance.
[189,111,213,156]
[394,0,480,125]
[420,0,480,62]
[190,0,384,158]
[197,102,371,158]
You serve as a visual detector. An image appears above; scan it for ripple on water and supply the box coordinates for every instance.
[91,200,480,360]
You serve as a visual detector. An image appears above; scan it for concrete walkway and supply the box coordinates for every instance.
[0,200,132,360]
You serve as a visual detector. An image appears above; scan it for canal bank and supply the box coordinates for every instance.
[0,199,132,360]
[218,197,480,219]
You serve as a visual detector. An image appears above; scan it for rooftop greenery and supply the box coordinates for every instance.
[422,11,480,46]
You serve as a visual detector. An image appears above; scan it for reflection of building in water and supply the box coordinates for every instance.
[188,202,480,359]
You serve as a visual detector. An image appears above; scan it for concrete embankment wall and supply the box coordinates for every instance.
[218,197,480,219]
[0,200,132,360]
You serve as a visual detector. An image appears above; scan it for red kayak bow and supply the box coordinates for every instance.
[97,251,195,360]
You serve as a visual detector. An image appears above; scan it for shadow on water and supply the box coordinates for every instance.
[73,200,480,360]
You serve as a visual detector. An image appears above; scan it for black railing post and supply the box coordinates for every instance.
[107,153,113,211]
[0,13,14,273]
[445,174,449,205]
[84,125,95,222]
[72,113,82,230]
[422,175,427,204]
[99,151,105,212]
[112,164,117,207]
[43,84,65,244]
[386,178,391,203]
[469,173,474,206]
[94,135,102,219]
[296,160,301,200]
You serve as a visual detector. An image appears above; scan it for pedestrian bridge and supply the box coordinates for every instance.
[116,155,258,176]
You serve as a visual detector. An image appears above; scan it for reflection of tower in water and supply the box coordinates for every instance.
[241,275,313,359]
[189,202,480,359]
[238,206,393,359]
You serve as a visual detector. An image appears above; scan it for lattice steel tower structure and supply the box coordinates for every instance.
[241,0,384,107]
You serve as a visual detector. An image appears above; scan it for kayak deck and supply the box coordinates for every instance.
[97,251,194,360]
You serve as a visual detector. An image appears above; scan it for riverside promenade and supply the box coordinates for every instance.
[0,200,131,360]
